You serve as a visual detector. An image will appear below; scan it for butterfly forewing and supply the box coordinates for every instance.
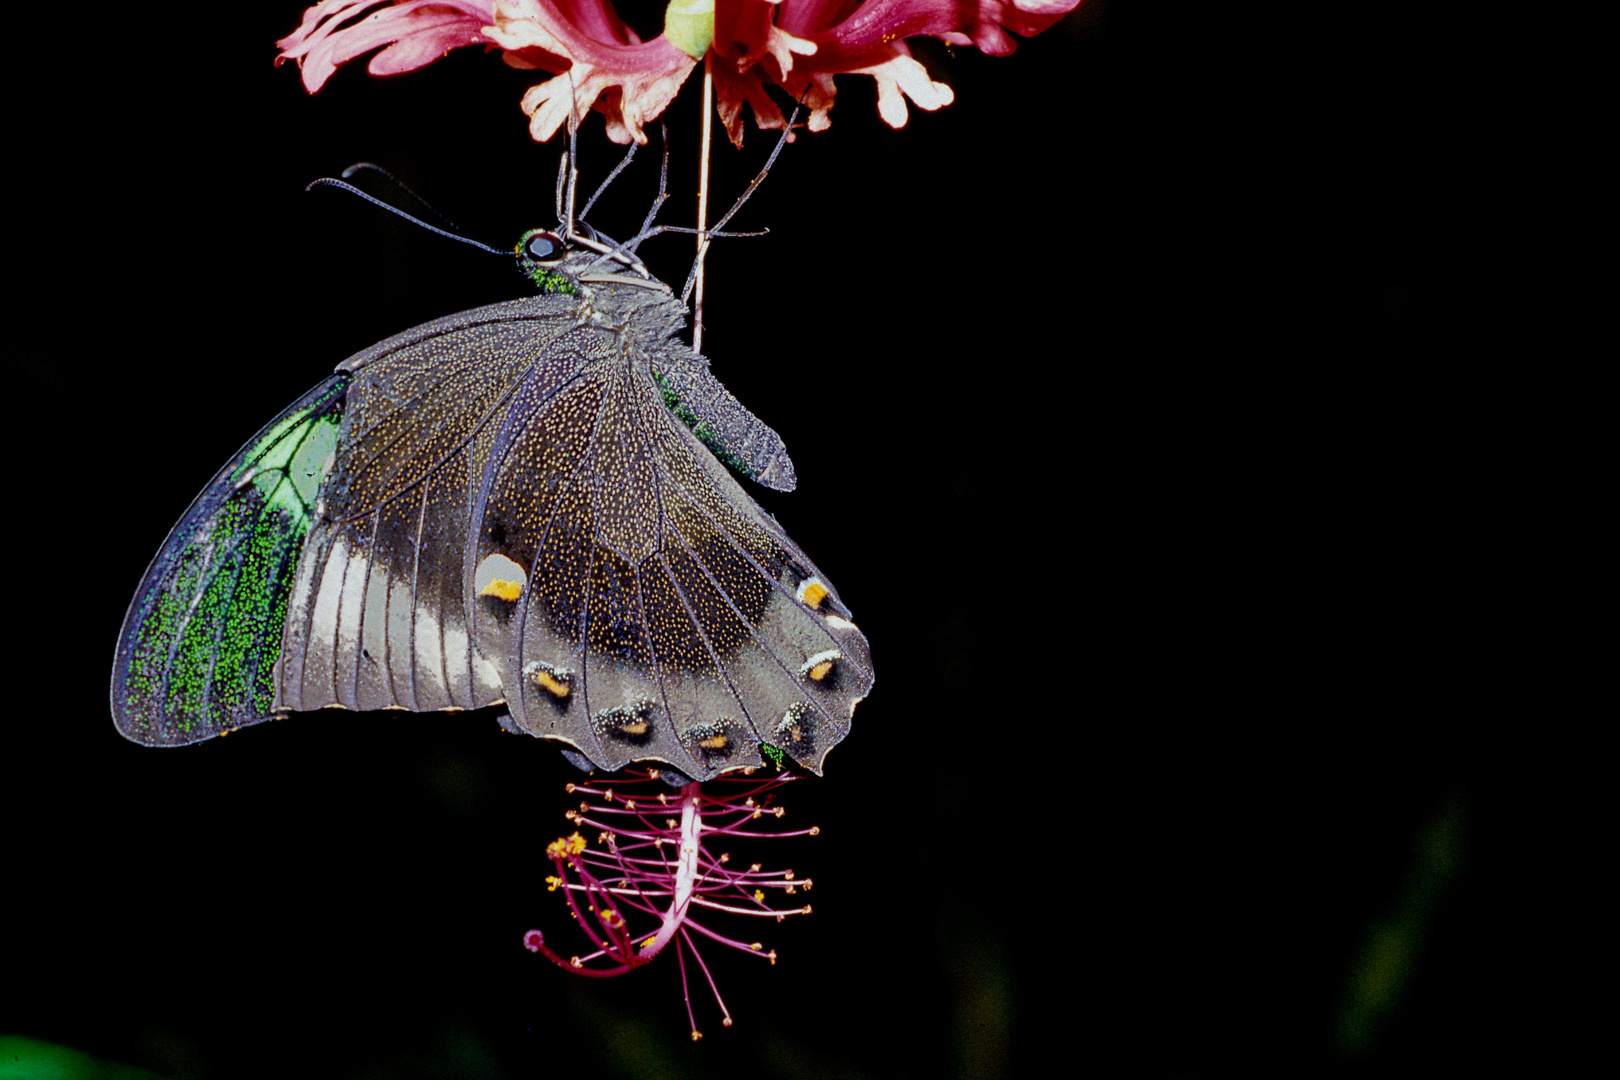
[111,377,348,744]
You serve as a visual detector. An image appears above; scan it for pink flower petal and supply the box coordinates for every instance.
[277,0,497,93]
[277,0,1081,143]
[715,0,1078,137]
[712,63,787,143]
[492,1,699,144]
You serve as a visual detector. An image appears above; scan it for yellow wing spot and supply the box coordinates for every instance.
[475,552,528,602]
[619,717,649,736]
[800,650,841,682]
[800,579,828,610]
[526,661,572,699]
[479,577,523,601]
[699,732,730,751]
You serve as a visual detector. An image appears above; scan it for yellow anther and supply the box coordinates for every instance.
[603,789,614,802]
[570,957,582,967]
[749,942,762,951]
[767,950,778,965]
[774,807,785,818]
[749,863,762,873]
[565,783,577,794]
[754,889,765,902]
[691,1031,703,1042]
[625,800,636,811]
[719,853,730,864]
[547,832,588,859]
[809,826,821,837]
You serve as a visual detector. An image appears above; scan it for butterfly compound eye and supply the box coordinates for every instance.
[520,229,565,263]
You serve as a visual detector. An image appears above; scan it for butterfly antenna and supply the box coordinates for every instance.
[338,162,468,235]
[678,103,802,305]
[305,177,509,256]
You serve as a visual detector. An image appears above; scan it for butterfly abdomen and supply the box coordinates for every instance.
[651,358,797,492]
[111,378,347,745]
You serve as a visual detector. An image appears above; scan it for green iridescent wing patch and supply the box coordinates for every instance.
[111,377,348,745]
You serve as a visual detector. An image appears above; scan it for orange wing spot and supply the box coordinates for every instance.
[801,580,828,610]
[535,670,570,698]
[480,577,523,601]
[808,660,834,682]
[620,718,649,736]
[699,732,730,751]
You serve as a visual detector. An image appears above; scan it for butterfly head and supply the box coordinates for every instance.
[515,223,671,299]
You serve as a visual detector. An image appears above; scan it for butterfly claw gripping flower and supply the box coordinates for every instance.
[277,0,1084,144]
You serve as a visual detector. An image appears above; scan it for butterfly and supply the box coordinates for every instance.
[109,151,872,782]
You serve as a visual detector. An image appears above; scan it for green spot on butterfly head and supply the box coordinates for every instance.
[761,742,785,767]
[516,228,578,296]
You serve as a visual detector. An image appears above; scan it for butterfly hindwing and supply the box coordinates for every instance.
[111,377,348,745]
[276,295,584,714]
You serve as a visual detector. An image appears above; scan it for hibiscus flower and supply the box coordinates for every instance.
[277,0,1081,144]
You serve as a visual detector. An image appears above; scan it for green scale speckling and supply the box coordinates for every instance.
[120,379,345,740]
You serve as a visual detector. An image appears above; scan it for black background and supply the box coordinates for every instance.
[10,2,1524,1078]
